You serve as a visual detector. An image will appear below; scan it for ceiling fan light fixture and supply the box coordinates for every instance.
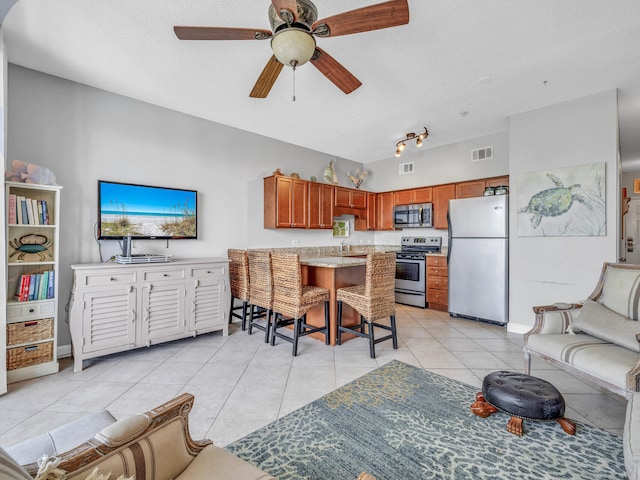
[271,29,316,67]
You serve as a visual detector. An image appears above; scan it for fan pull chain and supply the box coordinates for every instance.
[291,61,298,102]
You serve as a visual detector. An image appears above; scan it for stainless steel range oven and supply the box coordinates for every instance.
[395,236,442,308]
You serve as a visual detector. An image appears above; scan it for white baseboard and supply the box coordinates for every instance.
[57,344,72,358]
[506,322,531,335]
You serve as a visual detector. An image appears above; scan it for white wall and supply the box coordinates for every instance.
[365,131,509,192]
[508,90,620,333]
[5,65,373,347]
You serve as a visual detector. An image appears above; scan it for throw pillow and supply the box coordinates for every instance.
[572,298,640,352]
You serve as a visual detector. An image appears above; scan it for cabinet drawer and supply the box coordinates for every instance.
[427,256,447,267]
[84,272,136,286]
[427,289,448,305]
[7,341,53,370]
[427,266,448,277]
[191,266,226,278]
[7,301,55,321]
[427,276,448,291]
[7,318,54,346]
[144,268,186,282]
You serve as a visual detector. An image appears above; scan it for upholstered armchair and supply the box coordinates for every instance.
[523,262,640,397]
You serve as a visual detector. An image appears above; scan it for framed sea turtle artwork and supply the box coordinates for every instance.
[516,162,606,237]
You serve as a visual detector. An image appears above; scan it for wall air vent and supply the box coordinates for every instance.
[399,162,415,175]
[471,146,493,162]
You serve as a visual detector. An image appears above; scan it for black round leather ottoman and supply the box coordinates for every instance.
[470,371,576,436]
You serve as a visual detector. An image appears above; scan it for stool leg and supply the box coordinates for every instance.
[470,392,498,418]
[390,315,398,349]
[293,317,300,356]
[228,296,235,325]
[367,318,375,359]
[263,310,271,343]
[271,313,278,346]
[248,304,256,335]
[556,417,576,435]
[324,300,330,345]
[241,301,248,331]
[337,301,343,346]
[506,416,524,436]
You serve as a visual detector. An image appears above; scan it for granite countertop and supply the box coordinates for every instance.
[301,256,368,268]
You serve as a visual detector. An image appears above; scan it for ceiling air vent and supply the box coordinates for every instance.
[399,162,414,175]
[471,146,493,162]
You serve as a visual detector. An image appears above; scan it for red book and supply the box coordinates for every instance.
[8,194,17,224]
[18,275,30,302]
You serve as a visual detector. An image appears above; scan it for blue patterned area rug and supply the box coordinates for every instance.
[226,360,625,479]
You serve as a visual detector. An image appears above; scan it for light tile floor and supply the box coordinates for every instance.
[0,305,628,451]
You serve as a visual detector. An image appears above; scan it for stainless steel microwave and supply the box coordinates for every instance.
[393,203,433,228]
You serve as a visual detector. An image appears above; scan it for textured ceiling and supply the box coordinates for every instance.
[3,0,640,167]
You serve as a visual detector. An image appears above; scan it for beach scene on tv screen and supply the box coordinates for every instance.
[100,183,196,238]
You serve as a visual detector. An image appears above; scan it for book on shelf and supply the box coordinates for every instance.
[14,270,55,302]
[8,194,17,224]
[10,194,50,225]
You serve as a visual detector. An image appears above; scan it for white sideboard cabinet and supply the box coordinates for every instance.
[69,258,230,372]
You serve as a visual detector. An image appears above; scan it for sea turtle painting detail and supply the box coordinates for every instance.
[518,173,591,228]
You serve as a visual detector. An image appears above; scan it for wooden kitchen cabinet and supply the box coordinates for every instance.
[455,176,510,199]
[427,256,448,311]
[394,186,432,205]
[377,192,395,230]
[355,192,377,231]
[455,180,486,199]
[335,186,367,209]
[485,176,510,188]
[308,182,334,229]
[264,175,308,228]
[432,183,456,230]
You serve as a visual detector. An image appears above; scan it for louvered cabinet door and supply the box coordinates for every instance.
[82,287,136,354]
[188,265,228,333]
[141,282,187,343]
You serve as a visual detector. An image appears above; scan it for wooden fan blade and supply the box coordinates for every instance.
[312,0,409,37]
[310,47,362,94]
[271,0,298,22]
[174,26,272,41]
[250,56,285,98]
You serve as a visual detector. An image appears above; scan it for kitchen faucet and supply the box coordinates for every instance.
[339,240,350,253]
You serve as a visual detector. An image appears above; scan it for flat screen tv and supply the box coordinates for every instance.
[98,180,197,240]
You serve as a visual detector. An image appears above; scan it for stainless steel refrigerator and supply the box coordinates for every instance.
[448,195,508,326]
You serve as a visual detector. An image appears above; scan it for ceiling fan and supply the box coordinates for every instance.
[174,0,409,98]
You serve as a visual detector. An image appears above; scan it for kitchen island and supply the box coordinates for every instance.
[299,255,368,346]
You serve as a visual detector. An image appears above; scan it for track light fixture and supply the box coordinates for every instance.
[395,127,429,157]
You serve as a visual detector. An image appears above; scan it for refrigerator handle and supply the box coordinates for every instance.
[447,211,452,264]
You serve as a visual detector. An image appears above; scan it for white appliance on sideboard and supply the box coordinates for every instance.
[448,195,508,326]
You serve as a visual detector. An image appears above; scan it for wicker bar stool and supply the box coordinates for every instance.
[227,249,250,331]
[271,253,330,356]
[247,250,274,342]
[336,252,398,358]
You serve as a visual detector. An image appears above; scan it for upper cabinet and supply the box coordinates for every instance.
[264,176,308,228]
[394,187,433,205]
[377,192,395,230]
[485,176,510,188]
[308,182,334,229]
[432,184,456,230]
[456,176,510,199]
[335,186,367,209]
[455,180,486,199]
[355,192,377,231]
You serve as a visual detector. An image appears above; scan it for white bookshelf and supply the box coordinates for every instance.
[5,181,62,383]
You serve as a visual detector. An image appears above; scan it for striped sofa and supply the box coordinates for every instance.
[524,262,640,398]
[18,393,274,480]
